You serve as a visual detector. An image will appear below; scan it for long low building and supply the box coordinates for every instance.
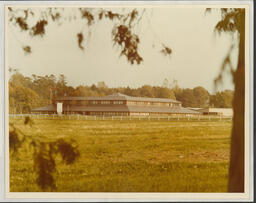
[31,93,199,116]
[196,107,233,117]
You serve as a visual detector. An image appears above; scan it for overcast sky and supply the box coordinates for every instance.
[7,7,238,94]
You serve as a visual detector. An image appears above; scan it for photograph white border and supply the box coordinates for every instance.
[1,1,254,202]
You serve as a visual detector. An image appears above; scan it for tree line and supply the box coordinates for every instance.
[9,70,234,114]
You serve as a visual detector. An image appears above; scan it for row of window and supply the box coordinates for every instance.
[130,112,150,116]
[55,100,181,107]
[126,101,181,107]
[90,112,129,116]
[55,100,125,105]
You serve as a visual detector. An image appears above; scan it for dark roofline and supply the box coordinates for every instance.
[54,93,181,103]
[31,105,56,112]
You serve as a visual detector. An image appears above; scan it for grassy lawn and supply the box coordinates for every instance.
[9,119,232,192]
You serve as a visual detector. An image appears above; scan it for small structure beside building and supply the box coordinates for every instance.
[189,107,233,117]
[31,93,199,116]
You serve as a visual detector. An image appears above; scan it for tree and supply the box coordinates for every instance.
[155,87,176,100]
[9,71,33,88]
[175,88,197,107]
[9,84,40,113]
[139,85,154,98]
[207,8,245,192]
[56,74,68,97]
[210,90,234,108]
[193,86,210,108]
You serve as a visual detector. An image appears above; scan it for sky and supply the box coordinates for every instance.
[7,7,239,94]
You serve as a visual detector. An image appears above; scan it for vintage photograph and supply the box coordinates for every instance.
[4,2,251,198]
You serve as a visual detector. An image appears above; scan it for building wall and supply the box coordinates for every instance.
[199,108,233,116]
[38,97,191,115]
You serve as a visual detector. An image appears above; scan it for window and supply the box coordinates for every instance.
[113,101,124,105]
[101,101,111,104]
[173,103,181,107]
[127,101,136,105]
[90,101,98,105]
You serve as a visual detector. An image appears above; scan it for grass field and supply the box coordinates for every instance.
[9,118,232,192]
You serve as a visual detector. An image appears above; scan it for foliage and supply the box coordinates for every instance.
[160,44,172,56]
[112,24,142,64]
[9,71,234,112]
[193,86,210,108]
[9,122,25,154]
[9,83,40,114]
[77,32,84,50]
[175,88,197,107]
[210,90,234,108]
[9,117,80,191]
[8,7,159,65]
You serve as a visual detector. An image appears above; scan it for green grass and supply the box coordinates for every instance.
[9,119,232,192]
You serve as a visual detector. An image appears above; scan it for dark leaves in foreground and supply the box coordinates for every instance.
[214,44,235,90]
[15,17,28,31]
[208,8,245,34]
[9,8,146,63]
[128,9,138,27]
[80,8,94,26]
[32,138,80,190]
[9,124,25,154]
[98,10,122,20]
[9,117,33,154]
[24,116,34,126]
[23,46,32,54]
[112,25,143,65]
[160,44,172,56]
[10,117,80,191]
[48,8,61,22]
[77,32,84,50]
[33,142,56,190]
[55,138,80,164]
[30,20,48,37]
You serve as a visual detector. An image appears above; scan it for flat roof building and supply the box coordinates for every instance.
[31,93,199,116]
[195,107,233,117]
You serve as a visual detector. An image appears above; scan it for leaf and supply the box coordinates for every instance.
[24,116,34,127]
[77,32,84,50]
[56,139,80,164]
[30,20,48,36]
[23,46,31,54]
[15,17,28,31]
[160,44,172,56]
[80,8,94,26]
[112,24,143,65]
